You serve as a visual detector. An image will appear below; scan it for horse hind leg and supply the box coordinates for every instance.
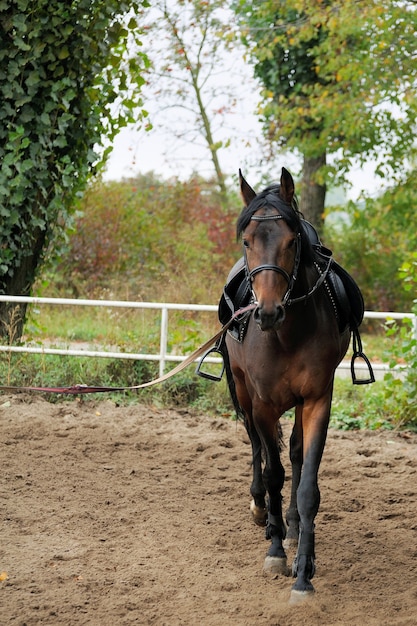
[264,508,290,576]
[250,498,267,526]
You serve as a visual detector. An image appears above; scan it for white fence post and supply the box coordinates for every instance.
[412,314,417,343]
[159,306,168,377]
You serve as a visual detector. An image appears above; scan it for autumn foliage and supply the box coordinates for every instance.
[49,170,417,313]
[55,173,240,303]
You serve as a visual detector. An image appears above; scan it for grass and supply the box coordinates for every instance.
[25,303,162,346]
[24,303,219,350]
[331,379,393,430]
[0,348,397,430]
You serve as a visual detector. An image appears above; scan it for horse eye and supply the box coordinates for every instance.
[288,238,296,249]
[243,239,249,248]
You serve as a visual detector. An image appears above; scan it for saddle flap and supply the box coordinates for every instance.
[332,261,365,329]
[218,257,251,327]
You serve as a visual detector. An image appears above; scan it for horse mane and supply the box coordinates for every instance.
[236,184,314,266]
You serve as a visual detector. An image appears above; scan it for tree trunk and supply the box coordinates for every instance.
[299,154,326,230]
[0,226,47,343]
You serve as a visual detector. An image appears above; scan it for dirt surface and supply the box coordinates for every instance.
[1,394,417,625]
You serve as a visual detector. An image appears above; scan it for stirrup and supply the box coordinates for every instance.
[350,328,375,385]
[195,346,225,382]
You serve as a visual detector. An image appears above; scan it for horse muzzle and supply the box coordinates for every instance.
[254,303,286,330]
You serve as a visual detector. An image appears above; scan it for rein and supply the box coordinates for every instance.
[0,303,257,396]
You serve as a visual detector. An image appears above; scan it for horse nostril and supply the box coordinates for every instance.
[254,306,262,324]
[276,305,286,325]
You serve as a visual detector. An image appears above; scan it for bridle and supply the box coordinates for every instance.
[245,213,301,307]
[244,213,333,308]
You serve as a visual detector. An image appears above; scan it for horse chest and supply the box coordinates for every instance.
[245,331,332,407]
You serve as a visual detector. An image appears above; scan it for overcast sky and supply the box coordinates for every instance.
[103,120,381,202]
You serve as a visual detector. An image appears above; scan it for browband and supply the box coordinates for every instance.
[251,214,284,221]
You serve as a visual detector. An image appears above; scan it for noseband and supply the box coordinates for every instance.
[245,213,301,307]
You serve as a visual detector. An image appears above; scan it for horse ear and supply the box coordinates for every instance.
[280,167,295,204]
[239,169,256,206]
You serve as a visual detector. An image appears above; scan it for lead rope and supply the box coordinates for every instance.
[0,303,257,395]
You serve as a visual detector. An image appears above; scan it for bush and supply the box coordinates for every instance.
[47,173,240,304]
[383,252,417,428]
[325,177,417,312]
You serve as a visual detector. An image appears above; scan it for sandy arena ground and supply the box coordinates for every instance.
[1,394,417,625]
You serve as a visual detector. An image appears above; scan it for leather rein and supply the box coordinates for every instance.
[246,213,332,307]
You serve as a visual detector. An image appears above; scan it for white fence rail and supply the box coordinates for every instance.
[0,295,415,380]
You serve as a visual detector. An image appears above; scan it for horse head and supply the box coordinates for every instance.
[238,168,303,331]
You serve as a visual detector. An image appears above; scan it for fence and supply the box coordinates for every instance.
[0,295,415,380]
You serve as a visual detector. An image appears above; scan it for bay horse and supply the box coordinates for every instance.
[223,168,351,602]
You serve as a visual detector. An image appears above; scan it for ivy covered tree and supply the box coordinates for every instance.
[0,0,149,340]
[234,0,417,226]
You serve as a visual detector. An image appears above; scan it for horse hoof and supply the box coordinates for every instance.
[283,537,298,550]
[250,499,267,526]
[263,556,290,577]
[288,589,315,606]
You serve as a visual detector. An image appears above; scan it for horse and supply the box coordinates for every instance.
[222,167,352,603]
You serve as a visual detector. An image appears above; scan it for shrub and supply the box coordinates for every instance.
[48,173,240,303]
[325,178,417,312]
[383,252,417,428]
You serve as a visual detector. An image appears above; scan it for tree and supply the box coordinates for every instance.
[0,0,149,341]
[138,0,240,202]
[234,1,417,226]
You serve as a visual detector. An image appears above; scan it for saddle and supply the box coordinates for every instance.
[215,220,374,384]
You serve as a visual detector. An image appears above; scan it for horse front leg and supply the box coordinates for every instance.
[256,415,289,577]
[291,398,331,603]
